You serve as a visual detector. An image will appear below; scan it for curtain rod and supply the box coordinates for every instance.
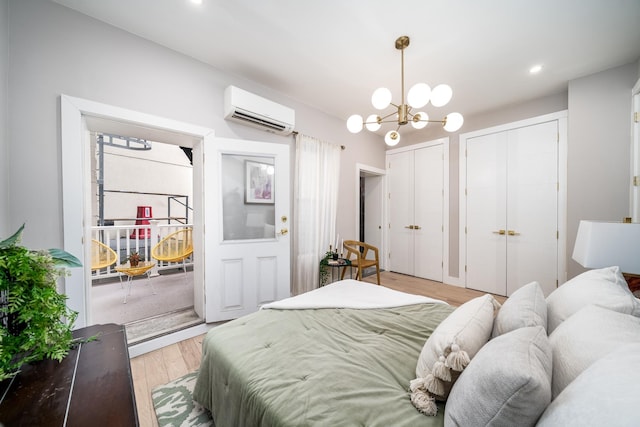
[291,130,345,150]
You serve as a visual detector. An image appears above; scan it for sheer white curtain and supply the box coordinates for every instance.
[292,134,341,295]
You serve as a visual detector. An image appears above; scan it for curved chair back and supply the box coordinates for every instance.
[91,239,117,271]
[151,228,193,263]
[342,240,381,285]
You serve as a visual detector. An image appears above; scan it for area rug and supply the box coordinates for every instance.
[152,371,215,427]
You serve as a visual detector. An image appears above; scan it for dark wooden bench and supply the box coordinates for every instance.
[0,323,138,426]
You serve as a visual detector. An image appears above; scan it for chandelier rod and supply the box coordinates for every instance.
[397,35,410,108]
[400,40,406,107]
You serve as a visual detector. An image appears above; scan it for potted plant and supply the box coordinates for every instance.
[126,251,142,267]
[0,224,82,381]
[319,249,336,286]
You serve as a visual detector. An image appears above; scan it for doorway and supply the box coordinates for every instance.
[89,133,198,343]
[61,95,213,354]
[356,164,385,271]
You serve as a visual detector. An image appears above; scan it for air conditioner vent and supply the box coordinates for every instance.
[224,86,295,135]
[230,110,288,132]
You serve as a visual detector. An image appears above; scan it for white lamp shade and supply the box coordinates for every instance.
[431,84,453,107]
[572,220,640,274]
[371,87,392,110]
[384,130,400,146]
[347,114,364,133]
[365,114,381,132]
[411,112,428,129]
[407,83,431,108]
[443,112,464,132]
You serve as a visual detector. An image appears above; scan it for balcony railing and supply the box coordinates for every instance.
[91,221,193,280]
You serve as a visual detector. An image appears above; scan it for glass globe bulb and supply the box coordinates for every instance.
[385,130,400,146]
[371,88,392,110]
[411,112,429,129]
[443,112,464,132]
[431,84,453,107]
[365,114,381,132]
[407,83,431,108]
[347,114,364,133]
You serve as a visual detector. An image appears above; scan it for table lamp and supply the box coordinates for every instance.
[572,220,640,294]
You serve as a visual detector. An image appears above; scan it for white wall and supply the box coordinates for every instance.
[387,60,638,282]
[567,62,639,278]
[6,0,383,250]
[0,0,8,238]
[393,92,569,279]
[7,1,638,285]
[98,141,193,225]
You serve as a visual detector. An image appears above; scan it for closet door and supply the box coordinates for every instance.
[388,145,444,281]
[465,121,558,296]
[466,132,508,295]
[388,150,414,275]
[414,145,444,281]
[505,121,558,295]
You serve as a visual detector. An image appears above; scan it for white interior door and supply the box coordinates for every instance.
[388,150,414,275]
[505,121,558,295]
[466,132,508,295]
[465,121,558,296]
[388,145,444,280]
[204,138,290,322]
[414,146,444,281]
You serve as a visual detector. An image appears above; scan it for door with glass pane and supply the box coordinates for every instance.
[204,138,290,321]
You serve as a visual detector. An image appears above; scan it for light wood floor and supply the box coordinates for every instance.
[130,271,507,427]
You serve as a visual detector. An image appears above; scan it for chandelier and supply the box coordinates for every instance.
[347,35,464,146]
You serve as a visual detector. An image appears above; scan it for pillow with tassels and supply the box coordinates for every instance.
[411,294,501,416]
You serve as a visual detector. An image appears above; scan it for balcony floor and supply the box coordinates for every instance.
[90,268,202,344]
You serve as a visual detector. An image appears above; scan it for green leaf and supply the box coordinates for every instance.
[47,248,82,268]
[0,224,25,249]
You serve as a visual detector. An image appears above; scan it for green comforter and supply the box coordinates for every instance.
[193,303,454,427]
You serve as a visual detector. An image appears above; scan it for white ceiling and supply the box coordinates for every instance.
[51,0,640,126]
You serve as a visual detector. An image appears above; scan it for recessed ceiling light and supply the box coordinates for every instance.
[190,0,203,5]
[529,65,543,74]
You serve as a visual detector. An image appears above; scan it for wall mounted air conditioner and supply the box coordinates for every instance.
[224,85,295,135]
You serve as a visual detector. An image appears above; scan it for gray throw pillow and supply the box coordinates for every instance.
[538,343,640,427]
[492,281,546,338]
[546,266,640,333]
[548,304,640,399]
[444,326,552,427]
[412,294,500,416]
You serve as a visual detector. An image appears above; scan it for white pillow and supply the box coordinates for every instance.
[538,343,640,426]
[444,326,552,427]
[492,281,547,338]
[411,294,500,416]
[546,266,640,333]
[549,304,640,399]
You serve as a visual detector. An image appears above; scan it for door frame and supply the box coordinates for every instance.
[458,110,568,289]
[355,163,386,270]
[60,95,215,355]
[631,78,640,222]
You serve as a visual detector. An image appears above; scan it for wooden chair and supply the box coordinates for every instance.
[90,239,117,272]
[340,240,381,285]
[151,228,193,275]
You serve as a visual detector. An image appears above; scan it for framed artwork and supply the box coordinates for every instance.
[245,160,275,204]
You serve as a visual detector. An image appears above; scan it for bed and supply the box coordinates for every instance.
[193,280,454,427]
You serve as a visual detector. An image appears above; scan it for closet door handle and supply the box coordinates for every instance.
[508,230,520,236]
[492,229,506,235]
[414,225,422,230]
[405,225,415,229]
